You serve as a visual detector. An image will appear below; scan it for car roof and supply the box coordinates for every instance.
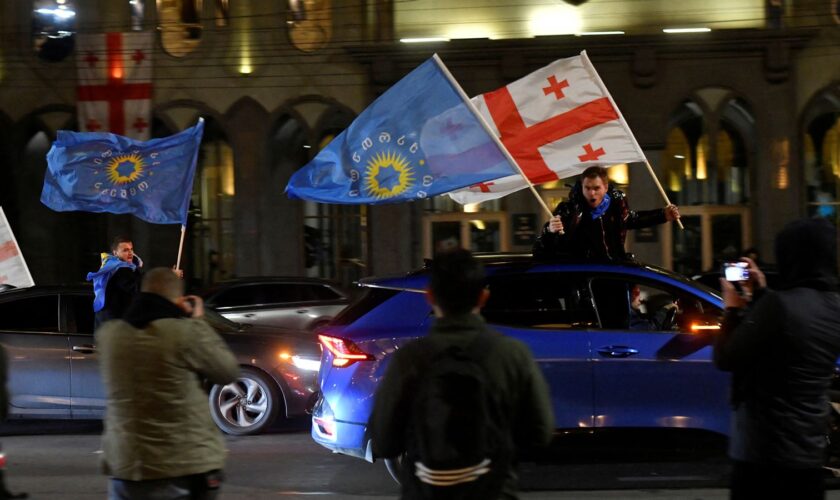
[0,284,91,298]
[207,276,343,287]
[200,276,348,298]
[360,253,721,299]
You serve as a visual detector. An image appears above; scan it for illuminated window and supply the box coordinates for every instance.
[32,0,76,62]
[190,117,235,286]
[157,0,202,57]
[272,104,364,286]
[129,0,145,31]
[804,110,840,224]
[664,99,750,206]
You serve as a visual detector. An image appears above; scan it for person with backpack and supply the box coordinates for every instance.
[368,248,554,499]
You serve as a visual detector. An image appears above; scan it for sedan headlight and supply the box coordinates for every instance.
[290,355,321,372]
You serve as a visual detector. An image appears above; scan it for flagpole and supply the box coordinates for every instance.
[175,225,186,271]
[431,54,558,224]
[580,51,684,230]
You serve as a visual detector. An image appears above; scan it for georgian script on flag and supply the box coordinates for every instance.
[77,32,153,140]
[449,51,646,205]
[0,207,34,288]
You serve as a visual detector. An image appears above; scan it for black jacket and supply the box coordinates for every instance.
[532,182,666,260]
[95,265,142,327]
[368,314,554,499]
[714,218,840,468]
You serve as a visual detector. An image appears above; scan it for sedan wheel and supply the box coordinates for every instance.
[209,368,280,435]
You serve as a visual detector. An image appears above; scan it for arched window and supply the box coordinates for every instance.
[804,109,840,223]
[157,0,202,57]
[664,95,754,276]
[664,98,751,206]
[190,117,235,287]
[32,0,77,62]
[271,102,365,285]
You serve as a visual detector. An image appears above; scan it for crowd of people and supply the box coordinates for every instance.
[0,165,831,499]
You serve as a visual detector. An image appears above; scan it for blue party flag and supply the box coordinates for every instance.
[284,56,516,204]
[41,119,204,225]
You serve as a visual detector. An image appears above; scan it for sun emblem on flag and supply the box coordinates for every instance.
[364,151,415,199]
[106,153,145,184]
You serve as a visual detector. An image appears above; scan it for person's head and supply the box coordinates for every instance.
[580,166,609,209]
[110,235,134,263]
[141,267,184,302]
[775,218,838,286]
[630,284,642,309]
[742,247,760,263]
[428,248,489,317]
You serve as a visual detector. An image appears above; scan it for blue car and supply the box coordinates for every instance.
[311,254,731,464]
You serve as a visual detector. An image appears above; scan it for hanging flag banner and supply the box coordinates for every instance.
[284,55,517,204]
[0,207,34,288]
[40,119,204,225]
[76,32,153,140]
[449,51,647,204]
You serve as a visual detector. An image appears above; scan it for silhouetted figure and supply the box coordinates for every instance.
[368,249,553,499]
[715,218,840,500]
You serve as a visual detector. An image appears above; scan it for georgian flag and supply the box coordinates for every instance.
[448,51,646,204]
[76,32,153,140]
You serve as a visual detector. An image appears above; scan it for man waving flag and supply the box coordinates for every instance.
[448,51,647,205]
[284,55,517,204]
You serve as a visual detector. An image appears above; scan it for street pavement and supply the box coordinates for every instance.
[1,420,839,499]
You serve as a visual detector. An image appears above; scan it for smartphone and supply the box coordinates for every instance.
[723,262,749,282]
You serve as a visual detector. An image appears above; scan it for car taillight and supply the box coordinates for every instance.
[318,334,374,368]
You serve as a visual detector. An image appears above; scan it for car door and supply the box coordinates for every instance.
[295,284,348,326]
[62,292,105,418]
[0,292,71,416]
[482,272,594,429]
[212,284,300,329]
[588,275,730,434]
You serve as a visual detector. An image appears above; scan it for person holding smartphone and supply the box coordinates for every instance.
[714,218,840,500]
[96,268,239,499]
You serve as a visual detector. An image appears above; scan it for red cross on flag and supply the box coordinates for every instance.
[449,51,646,205]
[76,32,153,140]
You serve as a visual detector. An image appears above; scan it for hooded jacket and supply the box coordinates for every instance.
[96,292,239,481]
[532,181,667,260]
[714,218,840,468]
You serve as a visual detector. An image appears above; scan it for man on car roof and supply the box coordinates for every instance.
[533,166,680,261]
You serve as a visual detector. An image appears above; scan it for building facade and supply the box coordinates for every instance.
[1,0,838,288]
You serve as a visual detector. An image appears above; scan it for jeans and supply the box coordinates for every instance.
[109,470,223,500]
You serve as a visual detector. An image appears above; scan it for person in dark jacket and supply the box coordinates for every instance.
[714,217,840,500]
[532,166,680,260]
[368,248,554,500]
[87,236,143,328]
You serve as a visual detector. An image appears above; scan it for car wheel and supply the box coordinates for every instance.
[209,368,281,436]
[384,452,406,484]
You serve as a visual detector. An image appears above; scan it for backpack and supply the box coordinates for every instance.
[406,332,513,499]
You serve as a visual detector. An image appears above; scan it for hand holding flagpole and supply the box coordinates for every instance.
[581,52,683,230]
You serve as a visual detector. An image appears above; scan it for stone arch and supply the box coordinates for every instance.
[799,82,840,221]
